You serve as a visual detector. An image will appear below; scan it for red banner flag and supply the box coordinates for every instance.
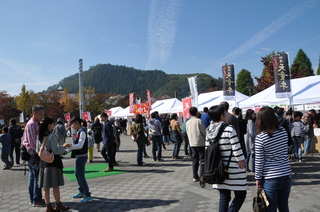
[147,90,152,110]
[104,110,112,117]
[182,97,192,120]
[129,93,135,113]
[82,112,89,122]
[64,113,71,123]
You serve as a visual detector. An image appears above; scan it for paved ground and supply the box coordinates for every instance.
[0,135,320,212]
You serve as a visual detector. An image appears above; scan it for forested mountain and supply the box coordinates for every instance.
[46,64,223,99]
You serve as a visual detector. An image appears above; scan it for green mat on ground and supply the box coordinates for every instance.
[63,163,125,181]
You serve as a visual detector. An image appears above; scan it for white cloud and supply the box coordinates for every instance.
[204,0,320,73]
[146,0,182,70]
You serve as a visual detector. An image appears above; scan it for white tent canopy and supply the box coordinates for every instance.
[113,106,132,117]
[197,90,249,112]
[239,75,320,109]
[150,98,182,114]
[108,106,124,116]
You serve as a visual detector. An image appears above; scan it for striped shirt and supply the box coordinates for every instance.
[206,122,248,191]
[22,117,39,155]
[255,127,292,180]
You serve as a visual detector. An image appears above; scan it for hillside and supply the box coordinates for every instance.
[46,64,223,99]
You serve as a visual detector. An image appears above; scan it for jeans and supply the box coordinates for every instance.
[246,153,255,172]
[10,141,21,165]
[101,143,114,169]
[173,141,181,157]
[74,156,91,197]
[219,189,247,212]
[1,153,12,168]
[137,140,144,165]
[152,136,162,160]
[183,133,190,155]
[292,136,303,159]
[191,146,205,179]
[143,137,148,157]
[162,135,170,144]
[262,175,292,212]
[122,126,127,135]
[304,134,313,153]
[28,156,42,204]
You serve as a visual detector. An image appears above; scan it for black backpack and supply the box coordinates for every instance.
[20,144,31,161]
[202,123,233,184]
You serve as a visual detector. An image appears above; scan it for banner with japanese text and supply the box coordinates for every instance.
[104,110,112,117]
[222,64,235,100]
[129,93,135,113]
[147,90,152,110]
[272,53,291,98]
[134,103,149,115]
[64,113,71,123]
[182,97,192,121]
[82,112,91,122]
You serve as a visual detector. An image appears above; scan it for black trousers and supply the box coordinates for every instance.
[101,142,115,169]
[191,146,205,179]
[10,141,21,164]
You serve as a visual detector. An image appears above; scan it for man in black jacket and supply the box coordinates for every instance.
[8,118,23,165]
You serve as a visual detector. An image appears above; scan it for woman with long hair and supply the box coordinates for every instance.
[36,117,69,212]
[170,113,183,159]
[255,106,292,211]
[244,109,256,172]
[132,114,146,166]
[91,117,102,152]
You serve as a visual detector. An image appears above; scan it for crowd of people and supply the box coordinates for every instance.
[0,102,318,212]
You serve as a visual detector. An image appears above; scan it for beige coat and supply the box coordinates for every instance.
[186,116,206,147]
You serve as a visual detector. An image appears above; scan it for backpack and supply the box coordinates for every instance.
[202,123,233,184]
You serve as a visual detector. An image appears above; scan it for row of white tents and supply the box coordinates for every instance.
[110,75,320,117]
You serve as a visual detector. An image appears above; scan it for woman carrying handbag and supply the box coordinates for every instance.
[36,117,69,212]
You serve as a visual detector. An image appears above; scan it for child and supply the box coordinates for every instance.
[87,129,95,163]
[290,111,307,162]
[0,127,12,170]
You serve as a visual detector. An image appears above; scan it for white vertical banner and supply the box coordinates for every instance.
[188,76,198,107]
[19,112,24,123]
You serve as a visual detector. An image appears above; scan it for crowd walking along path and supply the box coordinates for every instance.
[0,135,320,212]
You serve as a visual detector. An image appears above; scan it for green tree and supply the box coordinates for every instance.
[16,85,38,119]
[291,49,314,78]
[317,55,320,75]
[236,69,254,96]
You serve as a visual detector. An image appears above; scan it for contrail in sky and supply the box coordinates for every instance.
[204,0,320,74]
[146,0,182,70]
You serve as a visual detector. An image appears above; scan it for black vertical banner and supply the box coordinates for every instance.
[222,64,235,100]
[272,53,291,98]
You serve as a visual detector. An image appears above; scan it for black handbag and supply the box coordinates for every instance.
[253,189,266,212]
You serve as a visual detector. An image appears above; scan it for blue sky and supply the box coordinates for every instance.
[1,0,320,96]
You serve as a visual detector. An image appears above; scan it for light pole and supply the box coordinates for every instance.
[79,59,84,118]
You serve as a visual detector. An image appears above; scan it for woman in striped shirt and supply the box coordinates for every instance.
[207,105,247,212]
[255,106,292,212]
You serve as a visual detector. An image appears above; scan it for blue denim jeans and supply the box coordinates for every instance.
[152,136,162,161]
[292,136,303,159]
[218,189,247,212]
[304,134,313,153]
[246,153,255,172]
[262,175,292,212]
[74,156,91,197]
[28,156,42,204]
[162,135,170,144]
[136,140,144,165]
[173,141,181,157]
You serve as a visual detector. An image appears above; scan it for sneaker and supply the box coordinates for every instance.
[158,159,164,162]
[73,192,85,198]
[144,155,149,158]
[104,167,114,172]
[138,162,146,166]
[298,158,302,162]
[33,199,46,207]
[80,196,93,203]
[193,178,200,182]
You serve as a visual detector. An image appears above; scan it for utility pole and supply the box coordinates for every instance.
[79,59,84,118]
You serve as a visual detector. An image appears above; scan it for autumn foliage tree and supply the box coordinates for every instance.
[0,91,21,125]
[254,52,276,93]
